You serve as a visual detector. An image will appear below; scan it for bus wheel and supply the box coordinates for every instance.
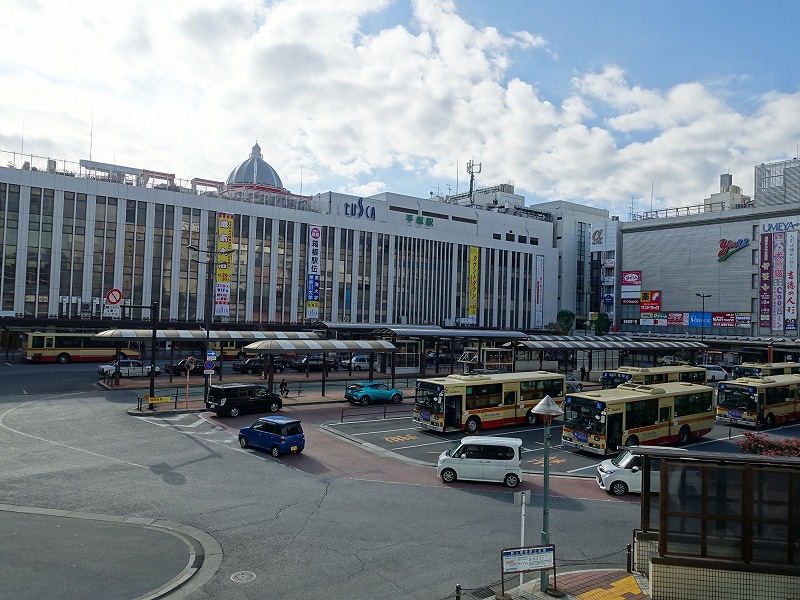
[57,353,70,364]
[525,410,538,425]
[678,425,691,445]
[441,468,457,483]
[465,417,480,434]
[765,413,775,428]
[625,435,639,447]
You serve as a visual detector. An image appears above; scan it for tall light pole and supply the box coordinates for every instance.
[696,293,712,360]
[532,394,564,595]
[188,243,234,403]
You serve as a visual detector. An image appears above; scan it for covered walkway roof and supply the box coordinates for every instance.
[243,339,398,354]
[309,322,529,341]
[510,336,708,351]
[93,329,324,342]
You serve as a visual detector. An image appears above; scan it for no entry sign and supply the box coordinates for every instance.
[106,288,123,305]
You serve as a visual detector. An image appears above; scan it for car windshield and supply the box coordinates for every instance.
[611,449,636,468]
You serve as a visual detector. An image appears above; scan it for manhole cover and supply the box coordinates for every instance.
[471,586,496,598]
[231,571,256,583]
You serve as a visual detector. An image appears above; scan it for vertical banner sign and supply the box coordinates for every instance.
[785,231,797,331]
[467,246,479,325]
[759,233,772,328]
[534,255,544,329]
[773,232,785,332]
[215,214,233,317]
[305,225,322,319]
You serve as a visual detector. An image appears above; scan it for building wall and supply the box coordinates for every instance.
[0,165,559,330]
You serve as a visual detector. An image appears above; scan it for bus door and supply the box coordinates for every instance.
[659,405,673,441]
[444,394,462,431]
[607,413,623,452]
[503,388,518,425]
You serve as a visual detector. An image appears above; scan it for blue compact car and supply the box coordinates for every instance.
[238,416,305,457]
[345,381,404,406]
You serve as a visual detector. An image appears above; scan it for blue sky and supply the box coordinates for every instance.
[2,0,799,217]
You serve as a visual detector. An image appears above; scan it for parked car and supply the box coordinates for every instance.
[700,364,728,382]
[205,383,281,417]
[292,354,338,371]
[345,381,403,406]
[165,358,221,376]
[717,361,737,374]
[238,415,305,457]
[98,359,161,378]
[341,354,377,371]
[232,357,266,374]
[658,355,689,366]
[564,373,583,392]
[426,352,451,367]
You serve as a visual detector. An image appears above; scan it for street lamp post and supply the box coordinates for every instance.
[532,395,564,595]
[696,293,712,360]
[188,243,234,403]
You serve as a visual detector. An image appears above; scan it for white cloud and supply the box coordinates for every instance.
[2,0,800,218]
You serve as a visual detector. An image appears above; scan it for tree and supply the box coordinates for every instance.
[594,312,611,336]
[556,309,575,335]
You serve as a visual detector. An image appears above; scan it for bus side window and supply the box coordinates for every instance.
[504,391,516,406]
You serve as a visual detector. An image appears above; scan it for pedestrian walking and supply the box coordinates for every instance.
[580,365,587,381]
[280,378,288,398]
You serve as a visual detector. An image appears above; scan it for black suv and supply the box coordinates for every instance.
[205,383,282,418]
[232,357,268,374]
[291,354,338,371]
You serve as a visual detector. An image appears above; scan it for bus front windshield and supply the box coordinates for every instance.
[733,366,763,379]
[601,372,630,389]
[415,383,444,414]
[717,385,758,411]
[563,396,606,435]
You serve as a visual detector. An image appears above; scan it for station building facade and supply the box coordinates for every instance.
[0,145,560,332]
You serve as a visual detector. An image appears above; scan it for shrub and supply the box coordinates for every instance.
[737,432,800,458]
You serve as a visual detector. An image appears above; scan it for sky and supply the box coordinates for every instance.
[2,0,800,218]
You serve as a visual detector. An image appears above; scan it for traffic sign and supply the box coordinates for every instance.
[204,360,215,375]
[207,350,217,360]
[106,288,123,305]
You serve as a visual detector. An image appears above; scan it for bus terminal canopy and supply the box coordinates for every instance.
[508,336,709,351]
[92,329,325,342]
[309,322,529,341]
[243,339,398,355]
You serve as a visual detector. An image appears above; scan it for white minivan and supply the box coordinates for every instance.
[700,364,728,382]
[437,436,523,488]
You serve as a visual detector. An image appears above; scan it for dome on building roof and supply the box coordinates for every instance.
[226,142,283,189]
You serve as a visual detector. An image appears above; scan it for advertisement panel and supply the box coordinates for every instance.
[639,290,661,312]
[214,214,233,317]
[786,231,797,331]
[305,225,322,319]
[736,313,752,326]
[621,297,640,305]
[689,312,712,328]
[773,232,785,331]
[467,246,479,325]
[534,255,544,329]
[668,312,689,326]
[712,313,736,327]
[621,271,642,286]
[759,233,772,328]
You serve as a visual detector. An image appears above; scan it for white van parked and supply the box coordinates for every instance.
[700,364,728,382]
[437,436,523,488]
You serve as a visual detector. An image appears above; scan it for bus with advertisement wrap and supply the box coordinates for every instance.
[716,374,800,428]
[413,371,566,433]
[22,332,140,364]
[561,381,714,455]
[601,365,707,389]
[732,362,800,379]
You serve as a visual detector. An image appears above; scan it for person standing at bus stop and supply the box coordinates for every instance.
[580,365,587,381]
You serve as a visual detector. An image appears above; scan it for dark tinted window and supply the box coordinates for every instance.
[283,423,303,436]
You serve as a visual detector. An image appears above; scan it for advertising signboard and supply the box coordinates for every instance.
[639,290,661,312]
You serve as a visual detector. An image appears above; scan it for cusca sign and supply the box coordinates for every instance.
[344,197,376,220]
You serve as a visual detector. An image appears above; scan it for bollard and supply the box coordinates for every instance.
[728,425,732,439]
[626,544,632,572]
[297,382,302,396]
[455,584,461,600]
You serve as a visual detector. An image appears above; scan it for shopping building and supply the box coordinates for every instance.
[617,159,800,338]
[0,144,562,332]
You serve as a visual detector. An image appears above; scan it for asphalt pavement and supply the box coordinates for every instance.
[0,370,650,600]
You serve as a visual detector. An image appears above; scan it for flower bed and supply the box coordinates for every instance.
[737,432,800,457]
